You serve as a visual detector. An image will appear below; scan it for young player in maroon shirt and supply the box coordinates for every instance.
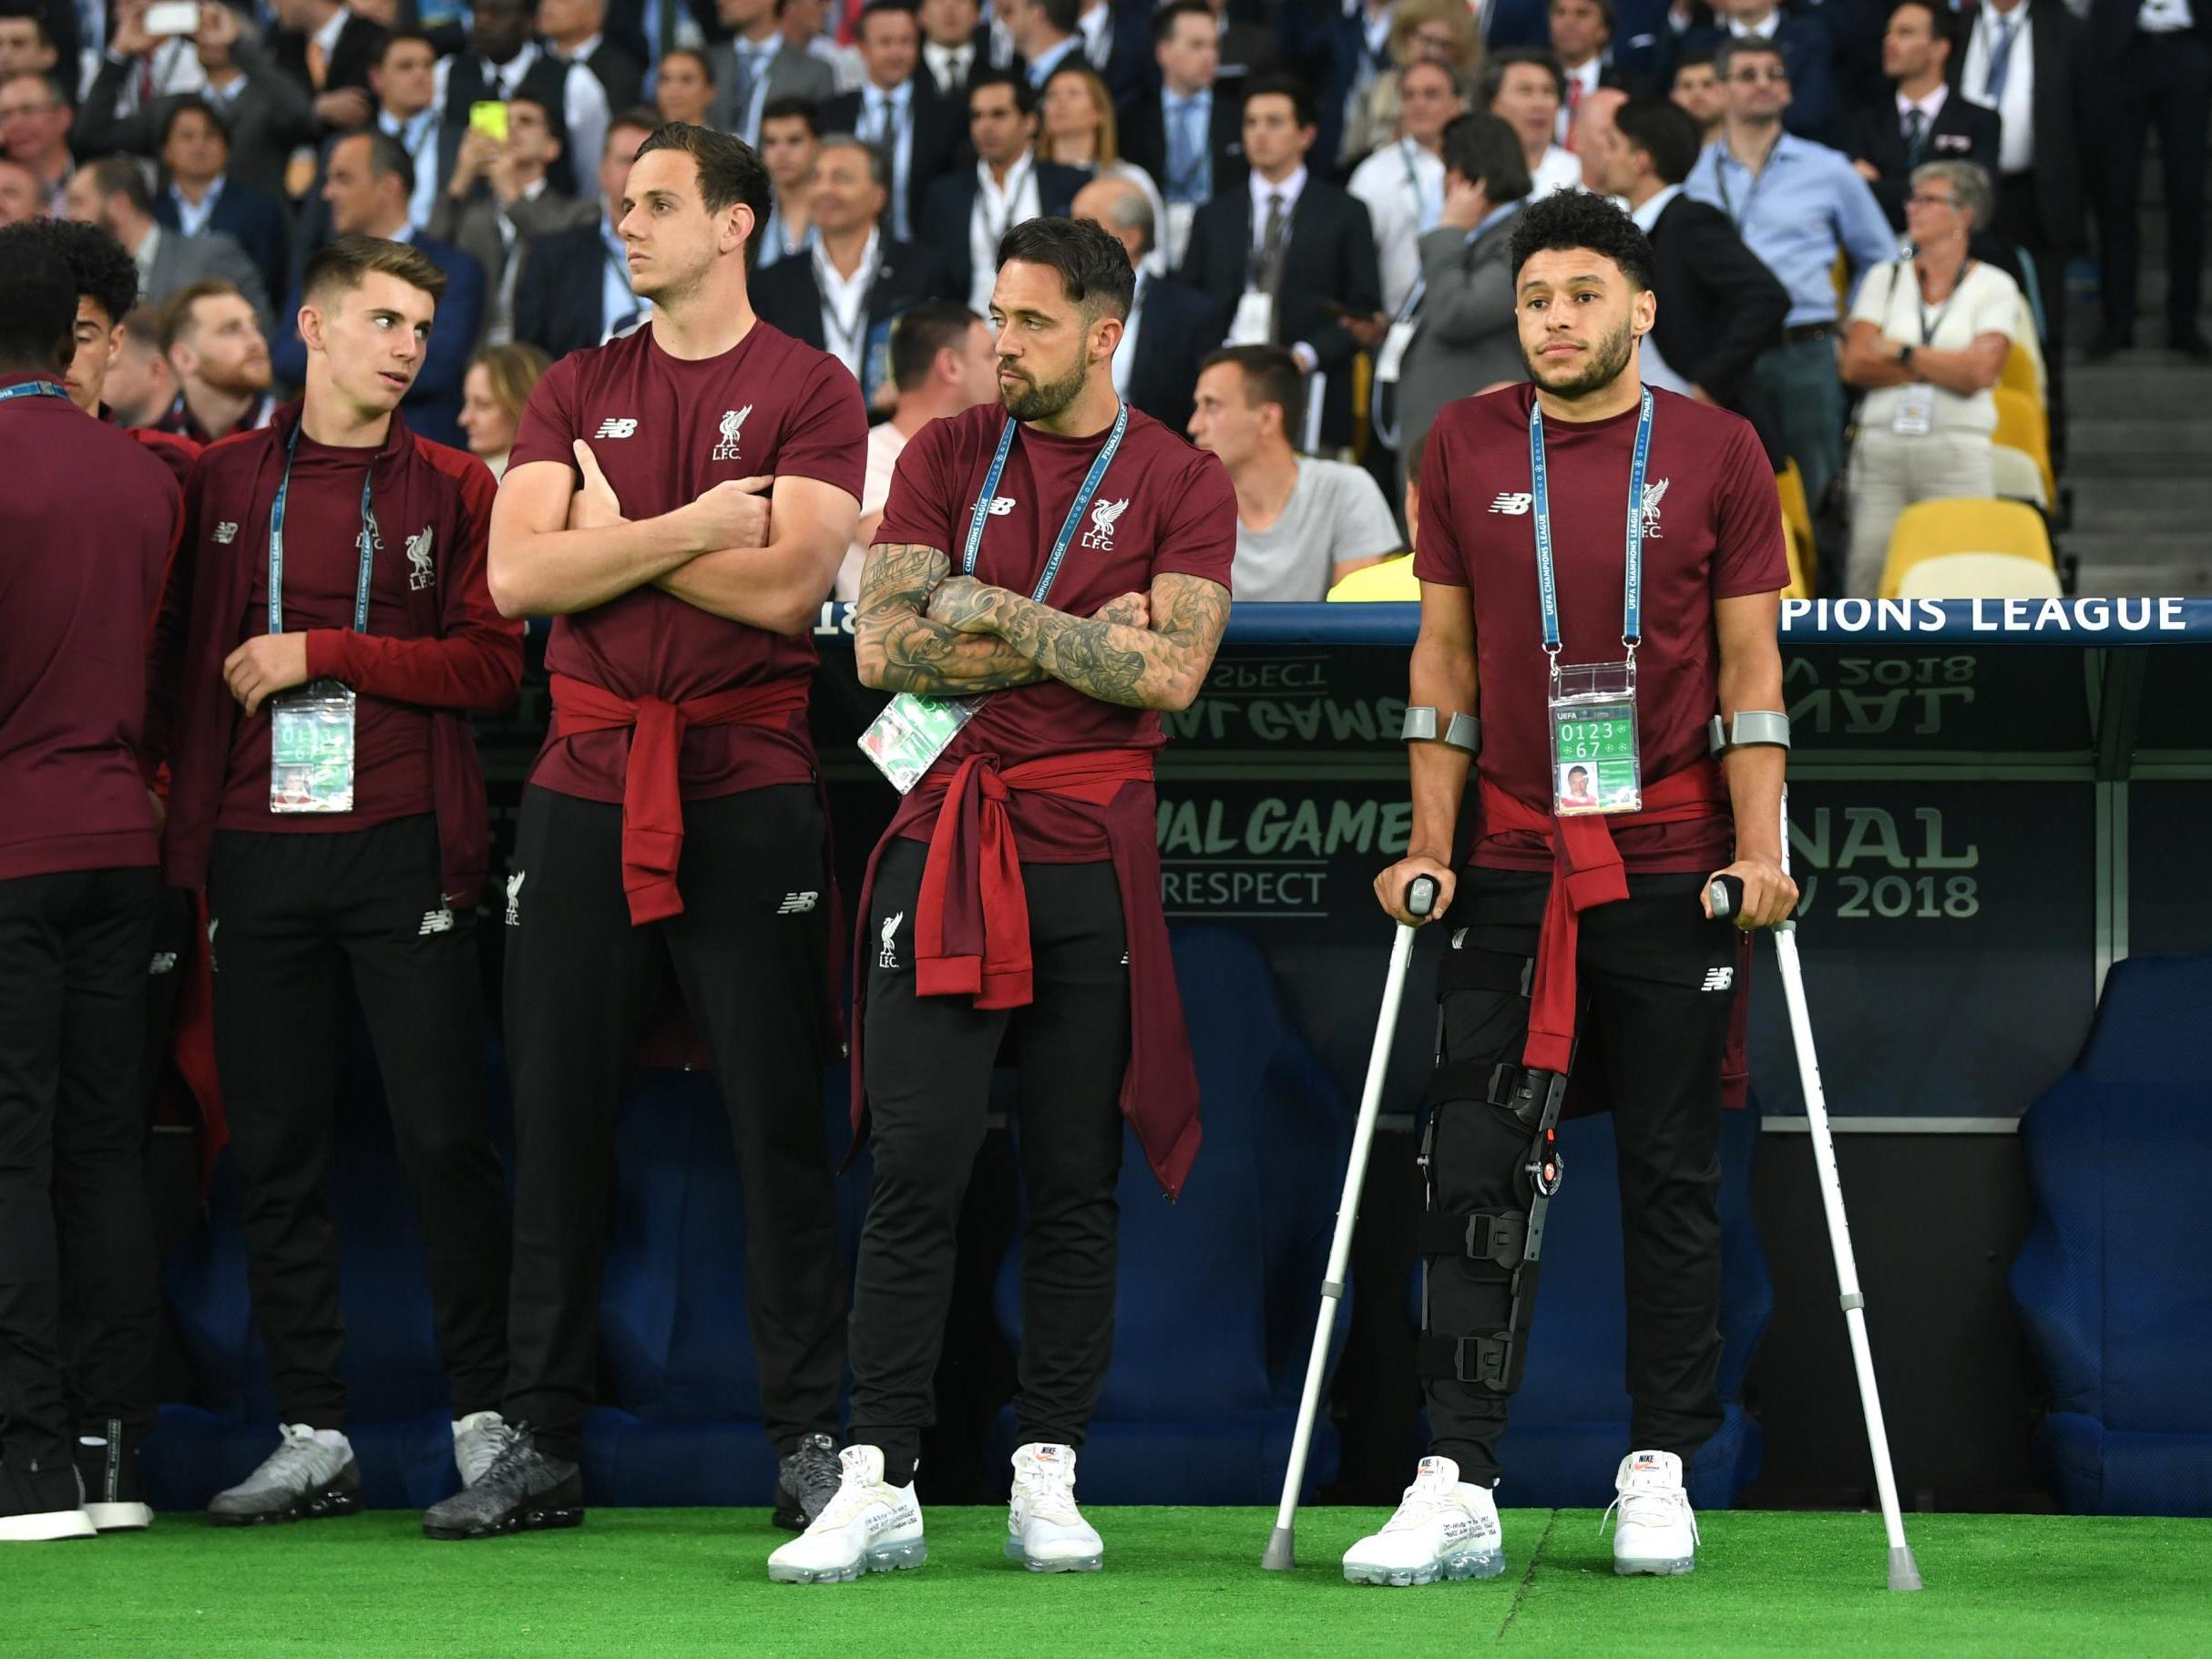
[1350,190,1796,1588]
[0,229,182,1544]
[768,216,1237,1585]
[425,122,867,1541]
[154,235,524,1531]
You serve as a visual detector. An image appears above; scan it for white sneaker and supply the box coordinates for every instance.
[1342,1457,1505,1587]
[1605,1449,1699,1576]
[453,1411,514,1488]
[1005,1443,1102,1572]
[765,1446,926,1584]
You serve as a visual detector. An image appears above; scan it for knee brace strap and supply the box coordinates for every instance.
[1414,1330,1516,1391]
[1424,1059,1522,1116]
[1415,1208,1529,1273]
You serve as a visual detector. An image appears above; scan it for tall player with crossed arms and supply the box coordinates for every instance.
[422,123,867,1541]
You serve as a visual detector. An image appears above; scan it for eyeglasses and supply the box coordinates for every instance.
[0,99,59,120]
[1905,191,1960,210]
[1726,67,1789,85]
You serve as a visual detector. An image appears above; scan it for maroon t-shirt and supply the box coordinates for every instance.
[1414,384,1787,875]
[873,404,1236,860]
[507,321,867,803]
[217,435,435,832]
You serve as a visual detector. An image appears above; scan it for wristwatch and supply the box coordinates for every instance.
[1896,343,1917,371]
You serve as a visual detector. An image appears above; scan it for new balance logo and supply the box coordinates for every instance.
[212,521,239,544]
[506,871,526,927]
[420,905,454,936]
[985,497,1016,517]
[148,951,178,976]
[1488,492,1533,516]
[1701,967,1736,992]
[593,418,639,438]
[777,890,818,915]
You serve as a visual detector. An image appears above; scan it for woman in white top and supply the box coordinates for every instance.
[456,343,550,481]
[1036,65,1170,276]
[1838,160,2019,598]
[1485,47,1582,201]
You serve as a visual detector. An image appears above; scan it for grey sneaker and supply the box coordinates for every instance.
[453,1411,514,1488]
[421,1424,582,1541]
[207,1425,362,1527]
[773,1433,842,1532]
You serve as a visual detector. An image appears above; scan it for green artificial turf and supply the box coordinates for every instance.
[5,1507,2207,1658]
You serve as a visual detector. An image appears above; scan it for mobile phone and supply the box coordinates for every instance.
[145,2,201,35]
[468,100,509,143]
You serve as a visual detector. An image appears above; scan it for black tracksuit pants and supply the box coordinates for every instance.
[1425,868,1737,1486]
[848,841,1130,1488]
[0,865,159,1476]
[500,784,845,1466]
[206,814,509,1432]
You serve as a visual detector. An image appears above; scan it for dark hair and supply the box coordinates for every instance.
[375,26,438,66]
[995,214,1135,320]
[0,221,74,373]
[856,0,917,38]
[759,95,820,137]
[1152,0,1212,42]
[158,278,246,351]
[659,46,714,83]
[157,94,230,153]
[1241,72,1316,131]
[1613,97,1700,187]
[0,7,56,51]
[890,298,981,391]
[1888,0,1953,51]
[1672,46,1715,78]
[1403,429,1426,489]
[1508,188,1656,291]
[1201,344,1304,443]
[42,218,139,330]
[302,232,449,308]
[1440,112,1531,204]
[1568,764,1590,779]
[121,301,164,350]
[633,121,772,223]
[817,131,891,191]
[343,126,418,197]
[1481,46,1565,108]
[1035,0,1081,35]
[85,154,155,217]
[1549,0,1616,33]
[1714,36,1786,80]
[968,67,1036,118]
[1398,57,1467,102]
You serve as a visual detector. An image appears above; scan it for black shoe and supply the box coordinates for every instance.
[2087,323,2134,361]
[74,1421,152,1532]
[772,1433,842,1532]
[2171,325,2212,361]
[421,1424,582,1540]
[0,1457,95,1542]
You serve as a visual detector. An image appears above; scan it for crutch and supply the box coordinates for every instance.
[1709,796,1924,1594]
[1262,875,1438,1572]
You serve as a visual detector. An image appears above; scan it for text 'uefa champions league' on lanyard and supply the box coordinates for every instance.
[962,401,1130,603]
[269,422,378,636]
[1528,387,1654,666]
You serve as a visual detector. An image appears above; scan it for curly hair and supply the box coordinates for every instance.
[1508,189,1656,292]
[36,217,141,330]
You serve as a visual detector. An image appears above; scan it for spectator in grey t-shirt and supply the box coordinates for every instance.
[1187,345,1405,600]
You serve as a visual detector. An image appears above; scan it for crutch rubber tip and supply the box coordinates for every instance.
[1888,1545,1924,1593]
[1406,876,1438,918]
[1261,1526,1296,1572]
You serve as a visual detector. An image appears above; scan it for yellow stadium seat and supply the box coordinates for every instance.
[1896,552,2063,599]
[1777,461,1815,555]
[1991,385,2056,502]
[1784,522,1813,599]
[1879,497,2055,599]
[2002,323,2044,408]
[1327,556,1420,601]
[1990,443,2050,509]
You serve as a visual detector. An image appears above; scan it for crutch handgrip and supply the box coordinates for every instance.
[1706,873,1746,921]
[1404,875,1439,918]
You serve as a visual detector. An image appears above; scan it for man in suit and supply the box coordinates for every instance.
[2089,0,2210,358]
[1680,0,1842,144]
[542,0,649,113]
[433,91,598,342]
[920,67,1087,312]
[1390,111,1529,466]
[510,108,657,359]
[753,134,957,406]
[1845,2,2001,231]
[1072,0,1154,113]
[77,4,315,199]
[368,30,456,233]
[1180,74,1381,450]
[1074,170,1216,434]
[1959,0,2088,442]
[606,0,722,91]
[820,1,965,244]
[63,156,273,327]
[436,0,607,197]
[1595,96,1789,460]
[1121,0,1244,268]
[1003,0,1085,92]
[274,128,484,445]
[1552,0,1633,144]
[709,0,836,141]
[152,96,293,314]
[269,0,388,137]
[917,0,988,99]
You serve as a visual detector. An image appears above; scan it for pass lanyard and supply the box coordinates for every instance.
[1912,258,1972,344]
[961,401,1129,605]
[1528,388,1654,663]
[814,239,879,366]
[0,380,71,404]
[1712,133,1782,232]
[268,424,377,636]
[1399,141,1439,232]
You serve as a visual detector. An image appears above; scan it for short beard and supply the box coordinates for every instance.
[1524,317,1636,401]
[999,355,1087,422]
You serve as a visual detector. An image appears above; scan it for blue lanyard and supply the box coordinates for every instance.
[0,380,71,404]
[961,402,1129,605]
[1528,388,1654,657]
[267,423,378,636]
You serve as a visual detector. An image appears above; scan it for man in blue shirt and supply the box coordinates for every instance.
[1685,35,1892,524]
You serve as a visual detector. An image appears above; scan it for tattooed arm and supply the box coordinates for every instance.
[925,571,1230,711]
[853,541,1051,694]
